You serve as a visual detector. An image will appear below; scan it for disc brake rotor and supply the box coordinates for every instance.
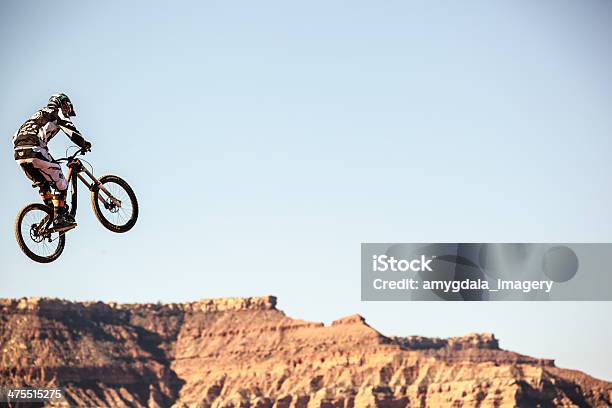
[29,224,44,243]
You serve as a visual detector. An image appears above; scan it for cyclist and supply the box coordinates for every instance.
[12,93,92,231]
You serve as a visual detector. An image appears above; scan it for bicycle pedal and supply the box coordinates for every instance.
[53,224,77,233]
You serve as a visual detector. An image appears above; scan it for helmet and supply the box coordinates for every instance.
[48,93,76,117]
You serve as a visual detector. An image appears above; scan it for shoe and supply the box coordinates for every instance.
[53,213,77,231]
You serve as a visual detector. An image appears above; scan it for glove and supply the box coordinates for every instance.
[82,141,92,152]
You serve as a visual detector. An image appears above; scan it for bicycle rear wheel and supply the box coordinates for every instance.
[91,175,138,233]
[15,203,66,263]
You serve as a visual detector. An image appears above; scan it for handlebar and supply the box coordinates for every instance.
[55,147,89,163]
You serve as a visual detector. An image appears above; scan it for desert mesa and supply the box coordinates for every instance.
[0,296,610,407]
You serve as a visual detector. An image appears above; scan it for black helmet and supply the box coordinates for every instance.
[48,93,76,117]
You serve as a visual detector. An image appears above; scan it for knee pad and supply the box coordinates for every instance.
[39,188,53,206]
[52,193,67,208]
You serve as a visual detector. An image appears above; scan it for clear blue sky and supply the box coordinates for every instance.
[1,1,611,380]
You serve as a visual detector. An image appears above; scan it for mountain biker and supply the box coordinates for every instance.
[12,93,92,231]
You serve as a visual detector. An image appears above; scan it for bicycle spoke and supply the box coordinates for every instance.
[98,181,134,227]
[20,208,61,258]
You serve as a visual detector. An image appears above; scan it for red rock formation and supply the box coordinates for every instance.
[0,296,610,407]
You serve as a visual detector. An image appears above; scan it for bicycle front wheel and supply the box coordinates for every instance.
[15,203,66,263]
[91,175,139,233]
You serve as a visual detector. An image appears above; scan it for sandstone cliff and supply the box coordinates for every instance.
[0,296,610,407]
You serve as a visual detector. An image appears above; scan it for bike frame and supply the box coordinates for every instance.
[18,148,136,262]
[64,158,121,218]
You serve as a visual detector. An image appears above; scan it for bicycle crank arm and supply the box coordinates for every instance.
[47,224,77,234]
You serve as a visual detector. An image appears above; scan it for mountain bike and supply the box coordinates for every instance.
[15,147,138,263]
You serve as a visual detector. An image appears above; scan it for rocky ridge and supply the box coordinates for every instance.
[0,296,610,407]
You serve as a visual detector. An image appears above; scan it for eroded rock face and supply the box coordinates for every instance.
[0,296,610,407]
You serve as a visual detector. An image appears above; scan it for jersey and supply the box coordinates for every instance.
[12,104,86,150]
